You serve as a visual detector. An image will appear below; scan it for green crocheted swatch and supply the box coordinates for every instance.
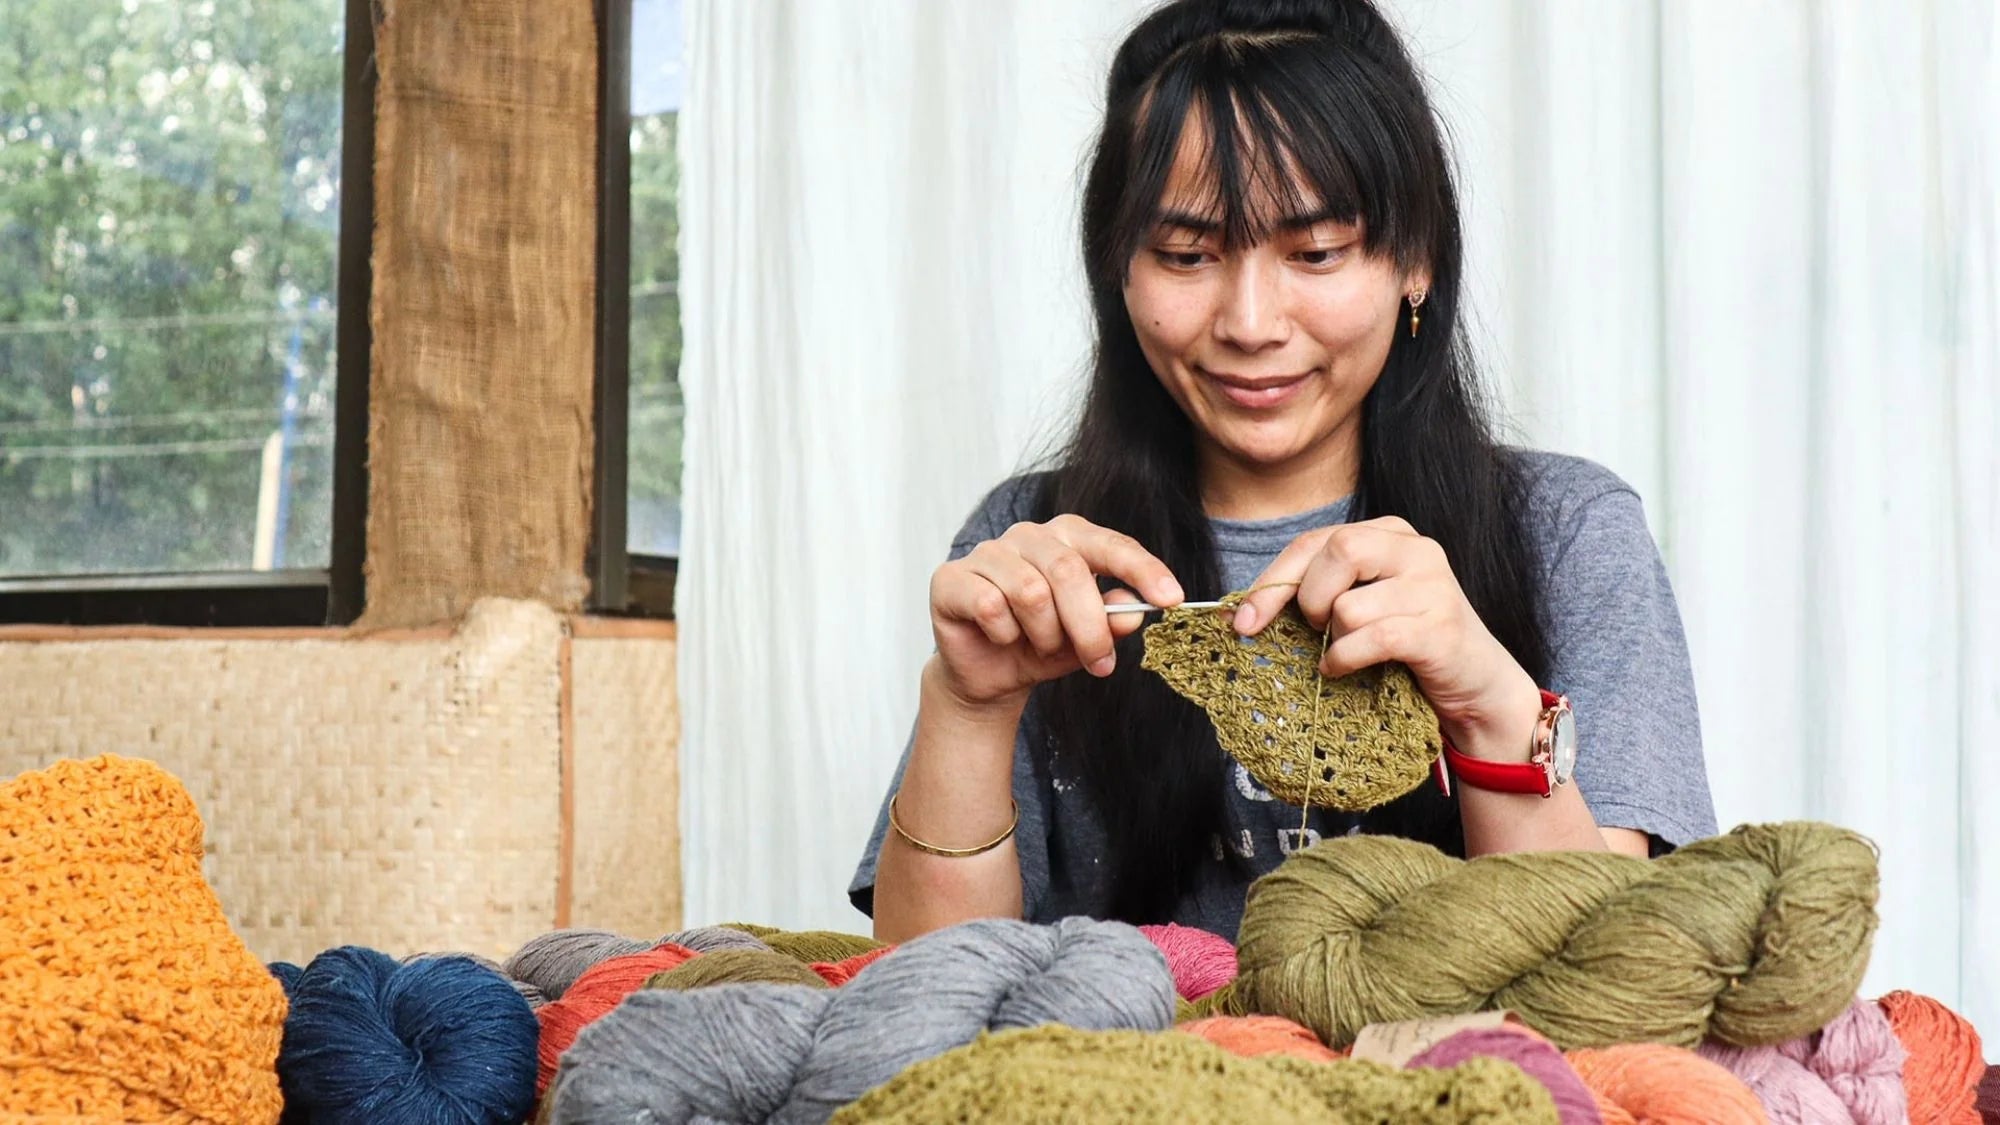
[1140,592,1440,811]
[829,1025,1559,1124]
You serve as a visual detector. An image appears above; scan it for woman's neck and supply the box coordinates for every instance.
[1197,427,1361,521]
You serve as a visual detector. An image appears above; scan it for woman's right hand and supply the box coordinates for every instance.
[927,514,1185,711]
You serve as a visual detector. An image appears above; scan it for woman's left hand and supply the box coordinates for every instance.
[1232,516,1540,754]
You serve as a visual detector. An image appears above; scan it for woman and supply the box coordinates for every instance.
[851,0,1717,943]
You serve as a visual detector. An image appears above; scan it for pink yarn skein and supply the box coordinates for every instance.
[1137,923,1237,1001]
[1409,1026,1602,1125]
[1697,997,1909,1124]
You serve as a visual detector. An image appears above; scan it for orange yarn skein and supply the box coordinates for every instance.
[1878,990,1985,1125]
[1566,1043,1769,1124]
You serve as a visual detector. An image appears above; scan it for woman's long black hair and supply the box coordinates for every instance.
[1034,0,1553,923]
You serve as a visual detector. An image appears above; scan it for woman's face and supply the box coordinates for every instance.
[1123,120,1424,487]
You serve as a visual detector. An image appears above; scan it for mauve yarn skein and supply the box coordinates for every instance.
[659,926,774,954]
[1139,923,1238,1001]
[511,980,549,1009]
[1410,1026,1602,1125]
[544,916,1176,1124]
[1697,997,1908,1124]
[276,946,538,1125]
[502,929,653,1001]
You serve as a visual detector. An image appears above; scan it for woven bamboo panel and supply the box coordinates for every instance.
[0,599,566,964]
[570,629,681,936]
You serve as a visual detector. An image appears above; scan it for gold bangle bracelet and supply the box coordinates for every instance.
[888,793,1018,858]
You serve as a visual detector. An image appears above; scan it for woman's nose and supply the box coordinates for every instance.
[1212,256,1291,352]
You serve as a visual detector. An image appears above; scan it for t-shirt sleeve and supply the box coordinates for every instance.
[1530,463,1719,851]
[847,475,1056,920]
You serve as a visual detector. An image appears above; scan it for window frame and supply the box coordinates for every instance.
[588,0,677,619]
[0,0,377,628]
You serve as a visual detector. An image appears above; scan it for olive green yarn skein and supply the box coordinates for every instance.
[828,1025,1558,1124]
[1226,820,1879,1050]
[718,923,883,963]
[645,949,830,991]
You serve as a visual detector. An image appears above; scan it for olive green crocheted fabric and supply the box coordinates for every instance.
[1141,593,1441,811]
[830,1025,1559,1124]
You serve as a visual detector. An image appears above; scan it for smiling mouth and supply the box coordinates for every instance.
[1200,368,1312,410]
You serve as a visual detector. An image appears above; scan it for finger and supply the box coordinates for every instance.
[1043,515,1184,608]
[1322,613,1428,678]
[1356,514,1418,537]
[932,565,1023,648]
[1103,588,1149,641]
[1296,525,1422,628]
[1234,527,1333,635]
[1015,536,1121,675]
[961,545,1068,658]
[1324,577,1421,637]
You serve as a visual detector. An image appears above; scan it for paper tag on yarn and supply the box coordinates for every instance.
[1349,1011,1519,1067]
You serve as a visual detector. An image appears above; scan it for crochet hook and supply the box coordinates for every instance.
[1104,600,1227,615]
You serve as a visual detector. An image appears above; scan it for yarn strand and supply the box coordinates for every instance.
[1299,619,1332,840]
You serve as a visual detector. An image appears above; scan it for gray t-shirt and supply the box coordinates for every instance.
[848,450,1717,939]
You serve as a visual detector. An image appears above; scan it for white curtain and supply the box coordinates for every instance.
[678,0,1999,1037]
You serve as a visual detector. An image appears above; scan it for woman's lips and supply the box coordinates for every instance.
[1202,368,1310,410]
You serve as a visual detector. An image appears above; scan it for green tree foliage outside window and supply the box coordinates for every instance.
[0,0,343,577]
[627,109,681,557]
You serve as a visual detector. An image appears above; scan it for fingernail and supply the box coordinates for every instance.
[1233,606,1257,633]
[1090,655,1117,676]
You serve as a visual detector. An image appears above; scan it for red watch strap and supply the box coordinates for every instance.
[1434,690,1561,798]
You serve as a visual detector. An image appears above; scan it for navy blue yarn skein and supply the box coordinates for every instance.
[268,962,311,1125]
[274,946,538,1125]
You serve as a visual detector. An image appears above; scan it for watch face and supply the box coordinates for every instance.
[1550,710,1579,784]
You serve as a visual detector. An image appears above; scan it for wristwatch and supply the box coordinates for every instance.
[1434,690,1576,799]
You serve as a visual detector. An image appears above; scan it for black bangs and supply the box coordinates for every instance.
[1107,29,1440,275]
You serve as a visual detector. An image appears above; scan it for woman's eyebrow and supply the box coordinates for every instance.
[1155,209,1223,234]
[1153,206,1355,235]
[1277,206,1353,231]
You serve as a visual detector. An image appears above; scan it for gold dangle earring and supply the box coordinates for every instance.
[1408,289,1427,338]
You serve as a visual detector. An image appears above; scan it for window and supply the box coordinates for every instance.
[0,0,370,625]
[591,0,680,616]
[628,0,683,561]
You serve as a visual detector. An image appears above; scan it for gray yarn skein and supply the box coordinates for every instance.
[504,926,770,1002]
[546,916,1176,1125]
[502,929,654,1001]
[661,926,775,954]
